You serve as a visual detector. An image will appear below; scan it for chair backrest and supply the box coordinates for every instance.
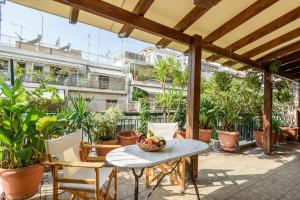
[148,122,178,140]
[45,131,82,177]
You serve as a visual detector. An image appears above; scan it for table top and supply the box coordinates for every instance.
[106,139,209,168]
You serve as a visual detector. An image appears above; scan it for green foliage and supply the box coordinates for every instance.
[0,77,63,169]
[139,98,151,133]
[199,94,218,129]
[272,116,283,135]
[154,57,187,123]
[92,106,123,142]
[269,59,282,74]
[62,93,93,142]
[132,87,148,101]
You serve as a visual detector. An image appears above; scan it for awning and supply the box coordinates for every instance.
[88,66,125,77]
[134,85,187,96]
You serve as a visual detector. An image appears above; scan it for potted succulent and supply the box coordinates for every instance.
[92,106,123,156]
[0,77,63,199]
[199,94,217,144]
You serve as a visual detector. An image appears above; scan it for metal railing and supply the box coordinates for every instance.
[0,70,126,91]
[117,114,256,141]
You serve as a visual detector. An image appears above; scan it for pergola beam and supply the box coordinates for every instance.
[280,60,300,73]
[204,0,278,43]
[207,7,300,62]
[223,28,300,67]
[118,0,155,38]
[156,0,221,48]
[55,0,261,69]
[258,40,300,63]
[69,7,79,24]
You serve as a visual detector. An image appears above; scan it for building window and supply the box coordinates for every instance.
[34,65,43,72]
[17,62,26,69]
[106,99,117,109]
[0,59,8,71]
[156,55,162,61]
[99,75,109,89]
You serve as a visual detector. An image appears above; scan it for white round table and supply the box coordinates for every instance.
[106,139,209,200]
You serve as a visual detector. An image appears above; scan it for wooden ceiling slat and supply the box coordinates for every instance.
[118,0,155,38]
[223,28,300,67]
[156,0,221,48]
[204,0,278,43]
[281,60,300,74]
[54,0,261,69]
[54,0,192,45]
[207,7,300,62]
[69,7,79,24]
[258,40,300,63]
[279,50,300,65]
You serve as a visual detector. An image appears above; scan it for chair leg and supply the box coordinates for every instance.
[114,168,118,200]
[53,166,58,200]
[181,158,186,193]
[70,194,75,200]
[95,168,100,200]
[145,168,151,188]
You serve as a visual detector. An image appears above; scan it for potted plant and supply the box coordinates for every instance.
[207,72,241,152]
[62,93,94,160]
[92,106,123,156]
[0,77,63,199]
[199,94,217,144]
[273,79,298,141]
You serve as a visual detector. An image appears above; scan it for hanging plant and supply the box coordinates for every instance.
[269,59,282,73]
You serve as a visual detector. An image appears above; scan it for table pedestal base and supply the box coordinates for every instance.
[131,156,200,200]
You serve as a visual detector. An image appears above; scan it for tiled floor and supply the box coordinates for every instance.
[33,142,300,199]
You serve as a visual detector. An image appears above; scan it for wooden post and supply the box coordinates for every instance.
[297,83,300,142]
[186,34,202,177]
[263,69,272,154]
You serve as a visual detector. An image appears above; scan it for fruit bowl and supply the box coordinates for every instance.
[137,135,166,152]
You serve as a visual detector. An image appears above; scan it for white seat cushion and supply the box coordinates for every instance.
[60,167,113,192]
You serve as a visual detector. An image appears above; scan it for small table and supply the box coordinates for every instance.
[106,139,209,200]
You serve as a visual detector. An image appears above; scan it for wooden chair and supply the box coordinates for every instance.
[45,131,120,200]
[145,123,186,191]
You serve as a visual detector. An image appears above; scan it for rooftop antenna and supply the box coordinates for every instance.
[87,32,90,60]
[97,29,101,64]
[55,36,60,48]
[26,34,42,44]
[0,0,5,43]
[59,43,71,51]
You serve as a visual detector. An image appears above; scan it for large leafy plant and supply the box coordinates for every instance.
[92,106,123,142]
[139,97,151,133]
[62,93,93,142]
[199,94,218,130]
[0,77,63,169]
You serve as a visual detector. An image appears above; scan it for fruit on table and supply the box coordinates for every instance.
[139,135,164,145]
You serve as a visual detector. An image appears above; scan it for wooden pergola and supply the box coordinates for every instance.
[11,0,300,176]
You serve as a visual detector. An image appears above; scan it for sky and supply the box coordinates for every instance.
[1,1,153,59]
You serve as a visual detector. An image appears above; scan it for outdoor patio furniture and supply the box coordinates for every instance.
[106,139,209,200]
[146,122,187,190]
[45,131,119,200]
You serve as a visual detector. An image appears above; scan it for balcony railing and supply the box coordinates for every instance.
[0,70,126,91]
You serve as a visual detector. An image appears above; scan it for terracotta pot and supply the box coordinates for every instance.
[254,130,276,147]
[176,130,186,138]
[117,131,140,146]
[96,139,119,156]
[218,130,239,152]
[0,164,44,199]
[278,134,287,143]
[79,142,92,161]
[280,127,299,140]
[199,129,212,144]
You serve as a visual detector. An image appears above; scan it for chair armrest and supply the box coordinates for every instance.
[82,144,121,149]
[45,161,105,168]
